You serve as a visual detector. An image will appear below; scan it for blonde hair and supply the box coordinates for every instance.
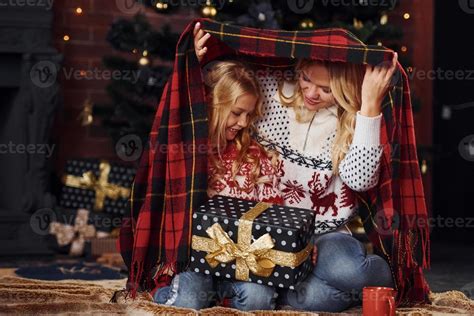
[206,61,267,188]
[278,59,365,174]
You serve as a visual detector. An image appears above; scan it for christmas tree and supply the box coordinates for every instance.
[93,13,179,149]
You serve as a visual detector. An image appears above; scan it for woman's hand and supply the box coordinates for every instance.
[194,22,211,63]
[360,52,398,117]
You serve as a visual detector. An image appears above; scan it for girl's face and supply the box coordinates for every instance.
[225,93,257,141]
[299,63,336,111]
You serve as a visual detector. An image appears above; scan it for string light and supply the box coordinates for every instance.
[139,57,150,66]
[403,13,410,20]
[63,35,70,41]
[380,14,388,25]
[201,4,217,17]
[132,49,138,54]
[401,46,408,53]
[353,18,364,30]
[377,42,383,46]
[143,50,149,57]
[156,1,168,10]
[75,7,83,15]
[299,18,315,30]
[407,66,414,73]
[421,160,428,175]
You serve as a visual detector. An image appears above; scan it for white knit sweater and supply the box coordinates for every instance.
[255,75,383,234]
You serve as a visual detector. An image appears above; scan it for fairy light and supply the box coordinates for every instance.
[75,7,83,15]
[401,46,408,53]
[156,2,168,10]
[139,57,150,66]
[421,160,428,175]
[403,13,410,20]
[63,35,70,41]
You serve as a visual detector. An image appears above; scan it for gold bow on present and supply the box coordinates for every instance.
[62,161,131,211]
[49,209,97,256]
[192,202,313,281]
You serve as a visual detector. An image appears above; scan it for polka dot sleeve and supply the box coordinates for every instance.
[339,112,383,192]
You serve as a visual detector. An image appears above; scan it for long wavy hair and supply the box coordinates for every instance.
[206,61,267,188]
[278,59,365,174]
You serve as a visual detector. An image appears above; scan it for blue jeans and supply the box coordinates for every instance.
[153,270,277,311]
[278,232,394,312]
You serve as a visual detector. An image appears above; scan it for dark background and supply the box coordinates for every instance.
[433,0,474,242]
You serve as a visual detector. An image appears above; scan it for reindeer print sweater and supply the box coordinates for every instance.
[255,76,383,234]
[207,140,283,205]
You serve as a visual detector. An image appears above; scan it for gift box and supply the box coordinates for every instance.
[48,207,119,256]
[190,195,315,289]
[59,159,135,218]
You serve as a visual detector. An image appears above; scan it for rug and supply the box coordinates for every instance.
[15,261,124,281]
[0,276,473,315]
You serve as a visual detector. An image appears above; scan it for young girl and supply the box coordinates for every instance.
[153,39,282,310]
[195,22,397,312]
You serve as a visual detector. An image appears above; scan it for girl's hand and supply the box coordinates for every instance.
[193,22,211,63]
[360,52,398,117]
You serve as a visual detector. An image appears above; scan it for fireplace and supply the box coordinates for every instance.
[0,5,61,255]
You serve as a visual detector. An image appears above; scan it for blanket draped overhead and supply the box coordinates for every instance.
[119,18,430,306]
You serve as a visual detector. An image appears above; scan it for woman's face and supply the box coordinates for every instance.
[298,63,336,111]
[225,93,257,141]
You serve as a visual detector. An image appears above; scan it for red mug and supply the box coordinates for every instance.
[363,287,396,316]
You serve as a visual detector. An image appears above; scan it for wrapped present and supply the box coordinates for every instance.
[49,209,97,256]
[191,195,315,290]
[59,159,135,219]
[48,208,115,256]
[90,228,120,256]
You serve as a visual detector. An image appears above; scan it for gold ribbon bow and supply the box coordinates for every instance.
[49,209,97,256]
[192,202,313,281]
[62,161,131,211]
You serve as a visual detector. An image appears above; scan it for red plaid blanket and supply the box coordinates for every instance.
[119,18,430,306]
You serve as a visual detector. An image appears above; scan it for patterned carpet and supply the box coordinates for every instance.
[0,271,473,315]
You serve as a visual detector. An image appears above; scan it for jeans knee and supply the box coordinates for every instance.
[281,274,354,312]
[158,271,214,310]
[231,282,277,311]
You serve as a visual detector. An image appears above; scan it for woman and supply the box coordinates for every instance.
[195,22,397,312]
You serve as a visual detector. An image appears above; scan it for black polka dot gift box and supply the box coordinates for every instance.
[190,195,315,290]
[59,159,135,221]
